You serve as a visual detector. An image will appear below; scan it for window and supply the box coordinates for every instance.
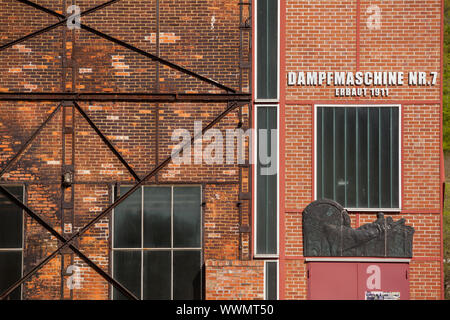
[256,0,279,100]
[0,186,23,300]
[264,261,278,300]
[316,106,400,209]
[112,186,202,300]
[255,106,278,255]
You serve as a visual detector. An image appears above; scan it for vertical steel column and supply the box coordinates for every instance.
[155,0,160,183]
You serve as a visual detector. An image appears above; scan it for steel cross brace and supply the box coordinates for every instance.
[73,101,141,182]
[0,102,141,300]
[0,0,121,52]
[0,185,139,300]
[3,0,236,93]
[0,101,245,299]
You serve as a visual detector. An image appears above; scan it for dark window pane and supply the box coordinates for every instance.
[113,250,141,300]
[346,108,357,207]
[173,187,201,248]
[0,252,22,300]
[114,187,141,248]
[357,108,369,207]
[173,251,201,300]
[257,107,277,255]
[144,187,171,248]
[368,108,380,207]
[257,0,278,99]
[391,108,400,207]
[143,251,171,300]
[322,108,335,200]
[317,107,399,209]
[0,186,23,248]
[265,262,277,300]
[335,108,346,206]
[380,108,392,208]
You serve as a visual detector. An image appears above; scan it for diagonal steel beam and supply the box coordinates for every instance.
[0,0,121,52]
[0,103,62,179]
[0,101,244,299]
[73,102,141,182]
[0,186,139,300]
[14,0,236,93]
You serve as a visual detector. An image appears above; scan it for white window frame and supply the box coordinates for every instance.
[263,260,279,300]
[0,184,24,300]
[314,104,402,212]
[111,185,203,300]
[254,105,280,258]
[254,0,280,103]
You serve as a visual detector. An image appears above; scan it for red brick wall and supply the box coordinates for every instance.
[205,260,264,300]
[0,0,443,301]
[283,0,443,300]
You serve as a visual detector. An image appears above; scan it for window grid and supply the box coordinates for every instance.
[112,185,202,300]
[315,105,401,211]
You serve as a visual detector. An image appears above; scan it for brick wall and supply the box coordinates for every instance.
[0,0,250,300]
[283,0,443,300]
[0,0,443,300]
[205,260,264,300]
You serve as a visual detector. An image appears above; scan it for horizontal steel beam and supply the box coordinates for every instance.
[0,92,251,103]
[14,0,237,93]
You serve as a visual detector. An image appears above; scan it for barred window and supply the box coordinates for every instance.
[113,186,202,300]
[316,106,400,209]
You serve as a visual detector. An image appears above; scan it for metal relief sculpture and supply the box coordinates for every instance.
[302,200,415,257]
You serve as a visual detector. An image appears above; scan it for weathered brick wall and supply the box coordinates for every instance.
[0,0,249,300]
[205,260,264,300]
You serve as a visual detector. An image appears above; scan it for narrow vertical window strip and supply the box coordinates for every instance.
[333,108,336,201]
[170,186,174,300]
[321,109,325,198]
[378,108,382,208]
[389,108,394,208]
[265,108,270,252]
[367,109,370,208]
[356,108,359,208]
[141,186,144,300]
[344,108,347,207]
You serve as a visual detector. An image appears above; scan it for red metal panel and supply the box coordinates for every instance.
[357,263,410,300]
[308,263,358,300]
[308,262,410,300]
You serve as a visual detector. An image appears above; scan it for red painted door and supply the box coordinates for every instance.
[308,262,409,300]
